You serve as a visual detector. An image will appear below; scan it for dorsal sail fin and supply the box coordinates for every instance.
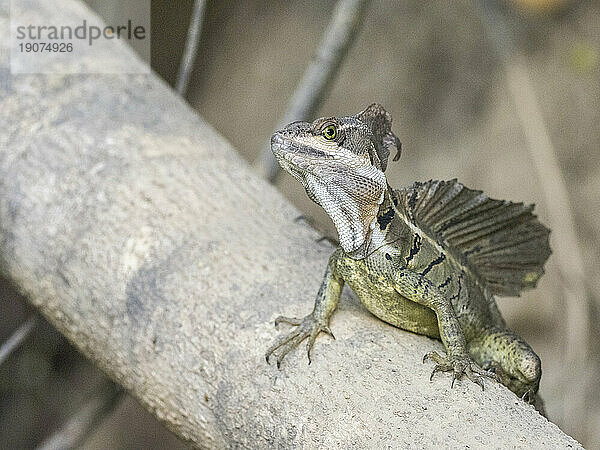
[395,179,551,297]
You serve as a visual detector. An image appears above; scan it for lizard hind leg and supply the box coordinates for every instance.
[468,327,541,401]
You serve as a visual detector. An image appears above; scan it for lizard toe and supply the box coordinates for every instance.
[424,352,496,391]
[265,328,302,364]
[423,351,448,366]
[274,315,302,327]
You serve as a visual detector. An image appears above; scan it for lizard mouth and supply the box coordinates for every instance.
[271,133,333,163]
[270,132,289,160]
[270,133,304,180]
[271,133,309,172]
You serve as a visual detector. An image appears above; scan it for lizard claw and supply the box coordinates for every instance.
[323,325,335,339]
[472,372,485,391]
[429,364,443,381]
[274,315,302,327]
[423,351,495,391]
[521,389,536,403]
[266,313,334,368]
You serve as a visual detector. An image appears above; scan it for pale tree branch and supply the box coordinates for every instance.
[36,381,124,450]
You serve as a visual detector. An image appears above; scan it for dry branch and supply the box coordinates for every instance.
[475,0,592,438]
[175,0,207,96]
[0,315,37,366]
[36,381,124,450]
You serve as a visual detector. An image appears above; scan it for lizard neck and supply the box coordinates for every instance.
[347,186,397,260]
[375,186,397,232]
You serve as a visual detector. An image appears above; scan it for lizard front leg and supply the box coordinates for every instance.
[393,270,495,390]
[265,249,344,368]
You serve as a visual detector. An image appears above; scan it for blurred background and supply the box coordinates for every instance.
[1,0,598,448]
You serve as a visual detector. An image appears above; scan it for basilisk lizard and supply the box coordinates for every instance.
[265,104,551,400]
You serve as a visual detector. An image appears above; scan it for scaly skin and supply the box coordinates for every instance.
[265,104,548,401]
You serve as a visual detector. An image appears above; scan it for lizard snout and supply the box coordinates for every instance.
[271,132,284,147]
[270,133,288,159]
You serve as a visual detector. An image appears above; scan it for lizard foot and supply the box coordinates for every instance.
[423,351,496,391]
[265,314,334,368]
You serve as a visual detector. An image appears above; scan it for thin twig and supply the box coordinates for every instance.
[0,314,37,365]
[36,380,125,450]
[475,0,591,438]
[175,0,207,96]
[505,56,590,434]
[254,0,372,182]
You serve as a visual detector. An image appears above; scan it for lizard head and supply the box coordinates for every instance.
[271,103,401,255]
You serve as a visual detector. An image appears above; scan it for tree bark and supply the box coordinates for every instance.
[0,1,580,447]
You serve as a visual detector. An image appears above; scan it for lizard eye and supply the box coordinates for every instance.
[322,124,337,140]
